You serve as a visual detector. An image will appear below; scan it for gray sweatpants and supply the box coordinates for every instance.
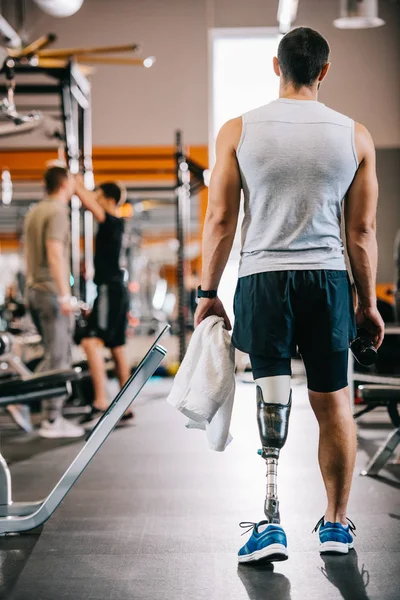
[28,288,72,421]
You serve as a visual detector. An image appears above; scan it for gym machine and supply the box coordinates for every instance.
[356,325,400,477]
[123,131,208,363]
[350,234,400,476]
[0,27,153,304]
[0,53,93,301]
[0,326,169,535]
[395,230,400,322]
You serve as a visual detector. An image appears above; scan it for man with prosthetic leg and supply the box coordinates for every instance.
[195,27,384,563]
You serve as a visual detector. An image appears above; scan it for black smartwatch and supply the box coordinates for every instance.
[197,286,217,299]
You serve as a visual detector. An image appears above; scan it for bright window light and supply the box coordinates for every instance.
[211,32,280,150]
[210,30,280,324]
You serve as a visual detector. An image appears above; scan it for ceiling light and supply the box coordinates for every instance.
[277,0,299,34]
[33,0,84,18]
[143,56,156,69]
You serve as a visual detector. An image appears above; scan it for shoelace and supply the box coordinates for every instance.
[239,522,258,536]
[239,521,257,535]
[239,520,272,536]
[312,516,357,536]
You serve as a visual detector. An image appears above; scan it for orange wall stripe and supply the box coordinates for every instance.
[0,146,209,268]
[0,146,208,183]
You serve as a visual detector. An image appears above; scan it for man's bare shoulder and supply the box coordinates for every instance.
[354,122,375,163]
[354,121,373,139]
[217,117,243,150]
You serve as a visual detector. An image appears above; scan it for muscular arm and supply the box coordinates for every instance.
[344,123,384,347]
[344,123,378,308]
[200,118,242,290]
[194,118,242,328]
[46,238,70,298]
[74,178,106,223]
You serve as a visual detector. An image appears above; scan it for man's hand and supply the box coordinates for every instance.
[58,296,77,317]
[73,174,106,223]
[194,297,232,330]
[355,305,385,349]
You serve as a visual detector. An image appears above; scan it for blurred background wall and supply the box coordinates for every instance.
[1,0,399,281]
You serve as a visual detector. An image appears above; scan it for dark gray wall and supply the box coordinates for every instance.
[376,149,400,283]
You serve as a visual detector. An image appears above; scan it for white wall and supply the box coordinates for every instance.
[2,0,399,148]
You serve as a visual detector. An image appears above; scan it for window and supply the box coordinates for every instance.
[209,29,280,322]
[210,28,280,158]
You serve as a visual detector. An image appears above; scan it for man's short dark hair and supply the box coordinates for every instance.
[99,182,125,206]
[277,27,330,90]
[44,166,69,195]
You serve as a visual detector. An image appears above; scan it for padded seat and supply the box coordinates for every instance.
[358,384,400,400]
[0,368,82,405]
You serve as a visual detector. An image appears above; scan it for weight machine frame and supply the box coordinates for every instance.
[0,59,94,302]
[352,326,400,476]
[124,130,207,363]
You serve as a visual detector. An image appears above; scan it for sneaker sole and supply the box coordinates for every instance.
[238,543,288,564]
[319,541,354,554]
[38,429,85,439]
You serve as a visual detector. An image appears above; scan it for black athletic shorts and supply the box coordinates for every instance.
[232,270,357,393]
[83,282,129,349]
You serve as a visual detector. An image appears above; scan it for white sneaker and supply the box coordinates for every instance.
[38,416,85,439]
[6,404,33,433]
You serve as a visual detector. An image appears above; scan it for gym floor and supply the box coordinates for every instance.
[1,375,399,600]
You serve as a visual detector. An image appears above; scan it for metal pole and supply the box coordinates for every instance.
[0,451,12,514]
[61,68,80,299]
[175,130,189,363]
[82,87,94,303]
[394,230,400,322]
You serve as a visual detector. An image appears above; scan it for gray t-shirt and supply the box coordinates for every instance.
[24,197,70,295]
[236,99,358,277]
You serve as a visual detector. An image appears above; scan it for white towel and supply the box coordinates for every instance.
[166,315,235,451]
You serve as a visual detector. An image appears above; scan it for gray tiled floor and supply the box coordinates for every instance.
[1,376,399,600]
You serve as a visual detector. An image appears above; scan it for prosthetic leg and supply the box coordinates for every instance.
[256,377,292,524]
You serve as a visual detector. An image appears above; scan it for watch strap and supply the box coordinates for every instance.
[197,286,217,299]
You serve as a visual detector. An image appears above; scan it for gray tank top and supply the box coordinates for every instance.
[236,99,358,277]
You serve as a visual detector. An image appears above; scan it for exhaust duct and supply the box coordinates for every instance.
[334,0,385,29]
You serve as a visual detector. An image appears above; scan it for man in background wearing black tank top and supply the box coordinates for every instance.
[75,180,133,426]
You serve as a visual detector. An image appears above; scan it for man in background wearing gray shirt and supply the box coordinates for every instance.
[195,27,384,562]
[24,166,84,439]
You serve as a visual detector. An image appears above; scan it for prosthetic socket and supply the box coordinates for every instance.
[256,386,292,524]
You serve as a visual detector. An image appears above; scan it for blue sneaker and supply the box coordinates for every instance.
[313,516,356,554]
[238,521,288,563]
